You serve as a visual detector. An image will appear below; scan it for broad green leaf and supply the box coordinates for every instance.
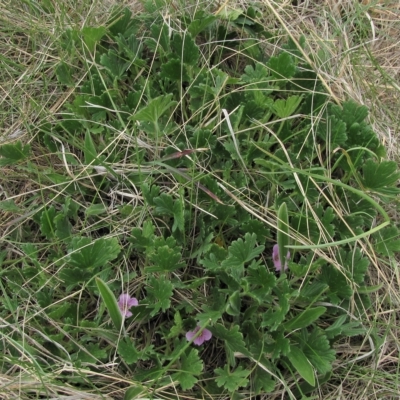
[84,130,97,164]
[301,329,336,374]
[336,247,369,284]
[96,277,123,332]
[225,290,241,316]
[173,348,203,390]
[273,95,302,118]
[131,94,177,124]
[85,204,107,216]
[146,276,174,316]
[215,365,249,392]
[118,337,139,364]
[100,50,130,79]
[0,199,21,212]
[277,202,290,274]
[160,58,189,81]
[188,15,216,36]
[373,226,400,256]
[284,307,326,331]
[262,286,291,331]
[47,302,71,320]
[167,311,183,338]
[217,6,243,21]
[268,52,296,79]
[361,160,400,191]
[40,206,56,239]
[67,237,121,270]
[287,345,315,386]
[149,23,170,53]
[55,62,74,86]
[211,324,250,356]
[317,115,347,147]
[0,141,30,166]
[153,193,184,232]
[146,245,184,273]
[246,265,276,301]
[331,100,368,126]
[59,267,92,288]
[171,33,199,66]
[81,26,106,53]
[253,366,275,394]
[262,330,290,360]
[227,232,265,264]
[318,265,352,304]
[124,386,147,400]
[108,7,134,37]
[54,214,72,240]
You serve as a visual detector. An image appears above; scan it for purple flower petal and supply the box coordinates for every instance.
[127,297,139,308]
[193,336,205,346]
[186,325,212,346]
[117,293,139,317]
[185,329,197,342]
[272,244,290,272]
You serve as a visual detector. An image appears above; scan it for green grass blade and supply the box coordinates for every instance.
[96,277,124,333]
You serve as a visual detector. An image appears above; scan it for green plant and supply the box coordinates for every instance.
[1,3,399,399]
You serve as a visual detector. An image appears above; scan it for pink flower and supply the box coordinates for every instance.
[117,293,138,318]
[272,244,290,272]
[186,325,212,346]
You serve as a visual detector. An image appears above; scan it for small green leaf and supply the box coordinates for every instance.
[100,50,130,79]
[227,232,265,264]
[301,328,336,374]
[54,214,72,240]
[118,337,139,364]
[40,206,56,239]
[268,52,296,79]
[171,33,199,66]
[85,204,107,216]
[124,386,147,400]
[287,345,315,386]
[215,365,249,392]
[160,58,189,81]
[0,199,21,212]
[47,302,71,320]
[146,276,174,316]
[96,277,123,332]
[146,245,184,273]
[153,193,184,232]
[211,324,250,356]
[246,265,276,301]
[273,95,302,118]
[225,290,241,316]
[131,94,177,124]
[59,267,92,288]
[284,307,326,331]
[108,7,134,37]
[262,285,291,331]
[84,130,97,164]
[373,226,400,257]
[55,62,74,86]
[188,15,216,36]
[217,7,243,21]
[361,160,400,191]
[167,311,183,338]
[81,26,106,53]
[173,348,203,390]
[0,141,30,166]
[67,237,121,270]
